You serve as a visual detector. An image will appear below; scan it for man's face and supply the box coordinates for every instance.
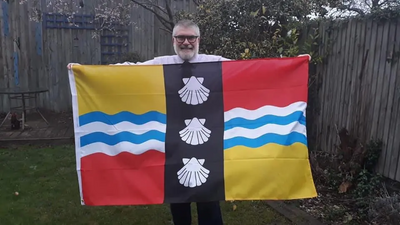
[173,26,199,61]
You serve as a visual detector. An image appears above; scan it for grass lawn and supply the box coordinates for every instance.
[0,144,292,225]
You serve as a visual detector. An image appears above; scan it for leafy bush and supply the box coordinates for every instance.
[176,0,321,61]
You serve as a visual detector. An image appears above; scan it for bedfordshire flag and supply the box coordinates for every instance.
[68,56,317,206]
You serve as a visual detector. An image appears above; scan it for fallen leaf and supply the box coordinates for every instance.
[338,181,352,193]
[343,212,353,223]
[233,204,237,211]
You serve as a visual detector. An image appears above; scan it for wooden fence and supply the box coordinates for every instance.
[0,0,196,112]
[1,1,400,182]
[312,18,400,181]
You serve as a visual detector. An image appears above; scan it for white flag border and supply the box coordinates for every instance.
[68,67,84,205]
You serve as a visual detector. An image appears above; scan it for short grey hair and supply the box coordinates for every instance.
[172,19,200,37]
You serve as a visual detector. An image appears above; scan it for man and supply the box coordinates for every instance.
[67,19,310,225]
[68,19,226,225]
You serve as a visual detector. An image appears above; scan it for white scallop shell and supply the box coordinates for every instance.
[179,117,211,145]
[178,76,210,105]
[177,157,210,188]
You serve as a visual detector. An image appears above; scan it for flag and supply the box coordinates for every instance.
[68,56,317,206]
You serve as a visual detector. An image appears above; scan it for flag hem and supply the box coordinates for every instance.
[68,67,84,205]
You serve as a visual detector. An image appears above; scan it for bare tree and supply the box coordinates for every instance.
[130,0,176,32]
[330,0,400,16]
[12,0,198,34]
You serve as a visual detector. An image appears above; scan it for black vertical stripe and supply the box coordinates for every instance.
[163,61,225,203]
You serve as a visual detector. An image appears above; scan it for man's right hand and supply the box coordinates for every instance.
[67,63,80,70]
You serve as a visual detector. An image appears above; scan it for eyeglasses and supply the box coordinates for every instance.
[174,35,199,43]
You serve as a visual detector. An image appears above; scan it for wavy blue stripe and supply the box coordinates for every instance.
[80,130,165,147]
[79,111,166,126]
[223,132,307,149]
[224,111,306,130]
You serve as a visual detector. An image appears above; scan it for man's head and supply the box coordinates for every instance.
[172,20,200,61]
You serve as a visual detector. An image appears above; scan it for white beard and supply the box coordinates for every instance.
[174,43,199,61]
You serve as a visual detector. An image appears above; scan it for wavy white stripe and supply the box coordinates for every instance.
[80,140,165,157]
[224,121,306,140]
[76,121,166,134]
[224,101,307,122]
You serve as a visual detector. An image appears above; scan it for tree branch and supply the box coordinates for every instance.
[130,0,173,32]
[347,7,366,15]
[192,0,202,6]
[364,0,372,8]
[134,0,169,15]
[378,0,395,7]
[164,0,175,31]
[159,26,171,33]
[371,0,380,8]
